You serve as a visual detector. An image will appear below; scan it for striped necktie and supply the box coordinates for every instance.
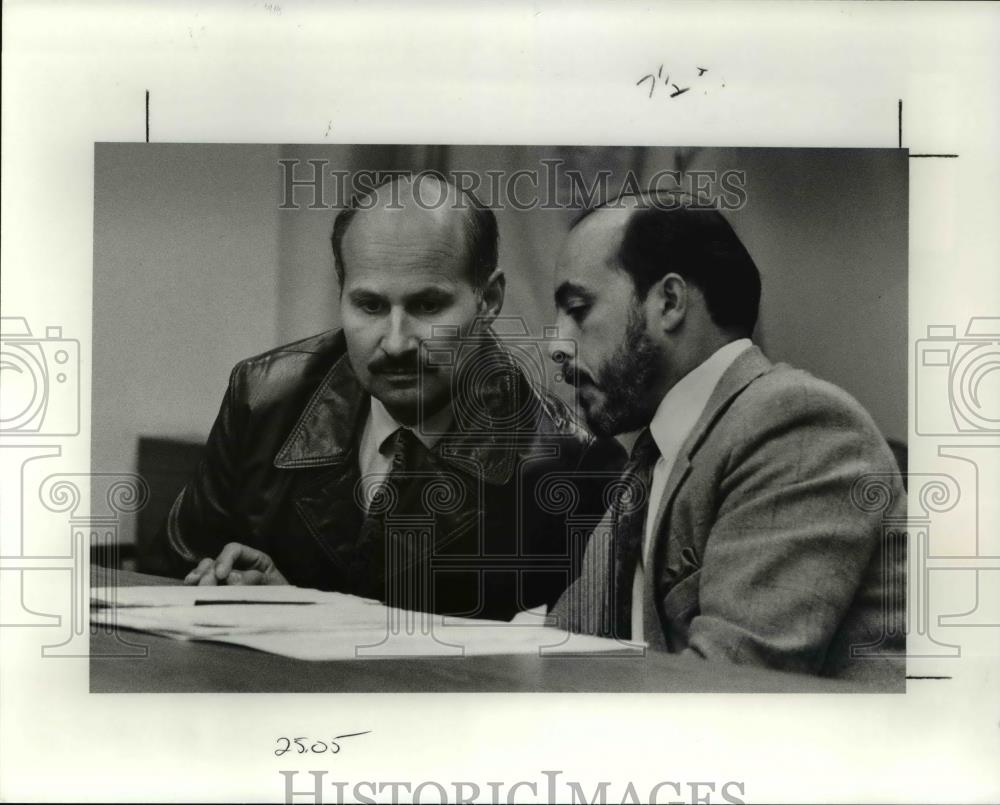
[610,427,660,639]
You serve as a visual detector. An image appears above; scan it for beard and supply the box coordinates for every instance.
[580,308,661,438]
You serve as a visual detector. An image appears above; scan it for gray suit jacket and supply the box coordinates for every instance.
[551,346,906,686]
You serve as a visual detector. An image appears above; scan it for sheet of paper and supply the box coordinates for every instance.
[90,584,374,608]
[92,588,637,658]
[208,626,637,660]
[92,602,386,638]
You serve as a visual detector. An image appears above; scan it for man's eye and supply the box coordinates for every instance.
[415,299,444,315]
[357,299,385,315]
[567,304,590,323]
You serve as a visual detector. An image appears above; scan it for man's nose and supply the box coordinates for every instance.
[381,308,417,356]
[547,327,576,368]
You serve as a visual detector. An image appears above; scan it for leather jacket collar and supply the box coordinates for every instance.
[273,336,531,485]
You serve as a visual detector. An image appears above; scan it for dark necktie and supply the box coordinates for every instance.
[369,427,421,509]
[354,427,423,600]
[610,427,660,639]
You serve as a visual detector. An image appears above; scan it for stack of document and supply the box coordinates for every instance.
[91,586,639,660]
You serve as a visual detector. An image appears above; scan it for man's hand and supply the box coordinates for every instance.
[183,542,289,586]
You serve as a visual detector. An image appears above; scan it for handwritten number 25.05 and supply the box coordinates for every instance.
[274,732,370,757]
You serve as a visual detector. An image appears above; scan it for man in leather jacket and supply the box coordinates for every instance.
[164,174,624,621]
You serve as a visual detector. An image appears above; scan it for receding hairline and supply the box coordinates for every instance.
[561,203,635,275]
[332,173,498,289]
[342,178,481,267]
[570,190,703,229]
[344,189,470,241]
[366,174,470,212]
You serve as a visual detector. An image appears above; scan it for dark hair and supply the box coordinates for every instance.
[330,172,499,290]
[575,193,761,337]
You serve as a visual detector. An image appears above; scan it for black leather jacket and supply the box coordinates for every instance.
[164,329,624,621]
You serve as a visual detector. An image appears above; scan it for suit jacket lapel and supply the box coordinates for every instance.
[642,347,773,645]
[557,347,774,642]
[647,346,773,541]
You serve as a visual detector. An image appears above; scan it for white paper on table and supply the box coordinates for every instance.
[91,587,639,659]
[90,585,373,608]
[508,604,549,624]
[208,622,637,660]
[91,602,388,638]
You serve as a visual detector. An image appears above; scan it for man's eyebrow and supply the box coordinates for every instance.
[554,281,593,309]
[346,286,455,303]
[346,288,384,303]
[406,286,454,299]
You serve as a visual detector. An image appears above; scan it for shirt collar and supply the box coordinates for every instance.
[647,338,753,460]
[369,396,452,454]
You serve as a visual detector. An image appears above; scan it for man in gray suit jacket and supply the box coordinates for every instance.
[548,194,906,686]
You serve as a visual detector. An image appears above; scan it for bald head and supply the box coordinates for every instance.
[331,174,498,291]
[558,202,634,285]
[563,195,761,337]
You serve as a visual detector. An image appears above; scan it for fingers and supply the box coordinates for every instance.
[184,544,284,587]
[226,569,267,586]
[184,557,215,585]
[197,566,219,585]
[214,542,264,581]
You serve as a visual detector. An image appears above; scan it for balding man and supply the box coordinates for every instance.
[166,174,623,620]
[549,194,906,684]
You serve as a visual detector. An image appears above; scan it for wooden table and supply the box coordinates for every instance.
[90,569,889,693]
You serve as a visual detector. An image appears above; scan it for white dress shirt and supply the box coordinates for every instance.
[357,397,452,510]
[630,338,753,642]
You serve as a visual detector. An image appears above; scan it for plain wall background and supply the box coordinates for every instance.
[93,144,907,547]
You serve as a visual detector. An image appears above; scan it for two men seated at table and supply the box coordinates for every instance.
[548,194,906,684]
[167,175,904,683]
[166,174,623,622]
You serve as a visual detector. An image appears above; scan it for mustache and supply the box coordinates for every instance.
[369,354,427,375]
[561,364,595,389]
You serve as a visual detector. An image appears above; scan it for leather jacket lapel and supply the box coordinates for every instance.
[274,334,524,483]
[274,334,528,590]
[274,351,367,469]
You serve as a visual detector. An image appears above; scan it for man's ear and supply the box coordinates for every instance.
[649,272,688,333]
[478,269,506,322]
